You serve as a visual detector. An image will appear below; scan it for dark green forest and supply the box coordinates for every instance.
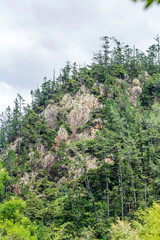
[1,36,160,239]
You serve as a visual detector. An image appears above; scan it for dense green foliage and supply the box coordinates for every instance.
[1,36,160,239]
[109,201,160,239]
[133,0,160,8]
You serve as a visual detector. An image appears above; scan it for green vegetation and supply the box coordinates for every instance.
[109,201,160,239]
[0,197,38,239]
[1,36,160,239]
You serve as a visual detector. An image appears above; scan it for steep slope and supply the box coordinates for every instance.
[1,37,160,239]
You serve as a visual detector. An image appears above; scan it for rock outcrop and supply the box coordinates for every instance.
[55,126,69,145]
[42,102,59,128]
[12,79,145,188]
[43,85,103,141]
[131,79,142,107]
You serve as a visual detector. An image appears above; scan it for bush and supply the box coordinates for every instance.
[141,73,160,106]
[91,86,100,95]
[110,64,126,79]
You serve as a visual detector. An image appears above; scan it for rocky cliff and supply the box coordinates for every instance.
[7,77,144,191]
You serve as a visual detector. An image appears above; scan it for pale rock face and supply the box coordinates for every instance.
[68,154,114,179]
[43,86,103,136]
[13,182,22,195]
[36,144,46,156]
[132,79,141,86]
[55,126,69,145]
[57,176,67,185]
[144,71,150,78]
[99,83,104,95]
[138,71,150,81]
[124,73,130,82]
[107,92,112,99]
[131,86,142,107]
[12,85,115,188]
[21,172,30,185]
[116,78,123,84]
[93,81,104,95]
[69,155,98,179]
[28,144,46,160]
[41,86,104,175]
[8,137,22,151]
[61,93,73,109]
[17,171,38,194]
[67,104,91,135]
[76,127,99,142]
[43,152,55,169]
[92,118,103,129]
[104,157,114,164]
[43,103,58,128]
[86,157,97,171]
[66,86,102,134]
[18,85,107,187]
[77,118,103,141]
[49,85,104,141]
[20,172,37,187]
[17,85,104,186]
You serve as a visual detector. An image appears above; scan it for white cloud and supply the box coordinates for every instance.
[0,81,31,114]
[0,82,17,112]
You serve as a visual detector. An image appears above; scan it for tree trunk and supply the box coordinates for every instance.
[106,180,109,220]
[145,178,147,209]
[121,182,124,221]
[85,173,98,222]
[119,165,124,220]
[131,174,137,212]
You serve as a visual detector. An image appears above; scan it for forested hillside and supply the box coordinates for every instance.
[1,36,160,239]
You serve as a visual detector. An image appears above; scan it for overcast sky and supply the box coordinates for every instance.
[0,0,160,113]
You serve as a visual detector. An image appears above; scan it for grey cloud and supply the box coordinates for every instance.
[0,0,160,113]
[2,0,98,31]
